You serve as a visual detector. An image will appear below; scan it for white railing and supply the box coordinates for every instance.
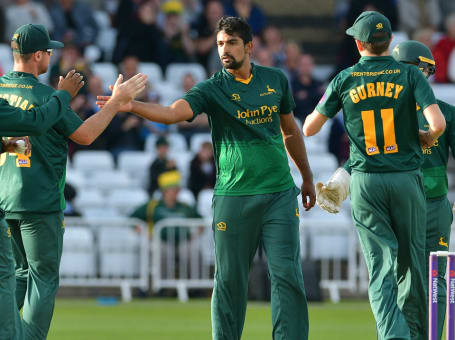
[59,217,149,301]
[151,218,214,301]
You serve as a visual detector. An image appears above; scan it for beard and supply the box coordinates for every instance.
[221,54,244,70]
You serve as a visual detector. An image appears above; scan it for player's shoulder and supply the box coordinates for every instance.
[254,64,287,80]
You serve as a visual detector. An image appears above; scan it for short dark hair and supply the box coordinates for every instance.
[216,16,252,44]
[10,41,33,62]
[359,32,391,55]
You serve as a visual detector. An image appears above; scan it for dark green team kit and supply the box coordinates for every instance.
[317,55,437,340]
[0,90,72,340]
[0,71,82,340]
[183,64,308,340]
[419,99,455,339]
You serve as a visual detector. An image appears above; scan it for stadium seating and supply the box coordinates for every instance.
[107,188,149,215]
[117,150,155,188]
[73,150,115,173]
[177,188,196,206]
[165,63,207,87]
[74,188,105,211]
[139,62,163,83]
[197,189,214,218]
[86,170,134,190]
[189,133,212,154]
[60,227,96,277]
[0,44,13,73]
[92,62,118,92]
[145,132,188,154]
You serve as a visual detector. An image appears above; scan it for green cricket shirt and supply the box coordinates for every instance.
[317,56,436,172]
[0,90,71,137]
[0,71,83,217]
[183,63,296,196]
[419,99,455,198]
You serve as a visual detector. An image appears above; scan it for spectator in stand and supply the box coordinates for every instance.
[48,42,90,88]
[177,73,210,142]
[291,54,324,122]
[397,0,441,36]
[63,183,81,217]
[262,26,286,68]
[333,0,398,75]
[254,47,273,67]
[161,0,196,66]
[113,0,166,65]
[224,0,266,36]
[48,0,98,48]
[190,0,224,71]
[412,27,438,50]
[5,0,54,42]
[188,141,216,198]
[119,55,140,80]
[148,136,177,195]
[433,14,455,83]
[282,41,302,82]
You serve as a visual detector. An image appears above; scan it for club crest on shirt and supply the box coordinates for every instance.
[216,222,227,231]
[260,85,276,96]
[232,93,241,101]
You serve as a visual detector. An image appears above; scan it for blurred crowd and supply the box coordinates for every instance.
[0,0,454,195]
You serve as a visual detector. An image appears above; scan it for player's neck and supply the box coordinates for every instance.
[13,63,39,78]
[227,61,252,80]
[359,50,390,57]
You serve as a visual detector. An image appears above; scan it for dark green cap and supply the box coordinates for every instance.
[11,24,64,54]
[346,11,392,43]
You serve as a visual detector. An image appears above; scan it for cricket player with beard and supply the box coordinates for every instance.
[97,16,315,340]
[316,40,455,340]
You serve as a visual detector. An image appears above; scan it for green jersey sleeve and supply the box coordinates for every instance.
[0,90,72,136]
[278,70,296,114]
[52,107,83,138]
[182,81,212,120]
[129,203,148,222]
[315,76,342,118]
[342,158,352,175]
[0,137,3,154]
[411,67,437,110]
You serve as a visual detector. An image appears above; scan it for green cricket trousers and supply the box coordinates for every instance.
[7,212,64,340]
[0,217,23,340]
[425,196,453,339]
[350,170,427,340]
[211,186,308,340]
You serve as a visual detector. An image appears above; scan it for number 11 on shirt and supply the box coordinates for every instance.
[361,108,398,156]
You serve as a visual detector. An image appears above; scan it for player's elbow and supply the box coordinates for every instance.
[302,123,316,137]
[433,118,446,135]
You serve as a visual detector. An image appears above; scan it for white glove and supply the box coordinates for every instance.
[315,167,350,213]
[14,139,27,154]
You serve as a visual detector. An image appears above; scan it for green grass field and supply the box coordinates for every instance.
[47,298,376,340]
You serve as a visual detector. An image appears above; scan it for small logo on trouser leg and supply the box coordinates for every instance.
[439,237,448,248]
[216,222,227,231]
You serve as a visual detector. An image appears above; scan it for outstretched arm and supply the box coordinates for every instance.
[280,112,315,211]
[96,96,194,125]
[70,73,147,145]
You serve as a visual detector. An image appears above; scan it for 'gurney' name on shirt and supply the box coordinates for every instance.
[237,105,277,125]
[0,83,33,89]
[0,93,35,110]
[349,82,403,104]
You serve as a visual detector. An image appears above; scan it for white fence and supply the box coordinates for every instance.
[59,217,149,301]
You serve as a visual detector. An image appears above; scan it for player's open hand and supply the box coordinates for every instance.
[101,73,147,111]
[3,137,31,155]
[57,69,84,98]
[301,179,316,211]
[419,129,436,149]
[315,168,350,214]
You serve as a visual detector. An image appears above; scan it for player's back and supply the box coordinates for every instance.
[336,56,435,172]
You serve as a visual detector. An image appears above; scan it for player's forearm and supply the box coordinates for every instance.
[283,126,313,181]
[131,101,176,124]
[70,99,120,145]
[303,110,328,136]
[424,103,446,139]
